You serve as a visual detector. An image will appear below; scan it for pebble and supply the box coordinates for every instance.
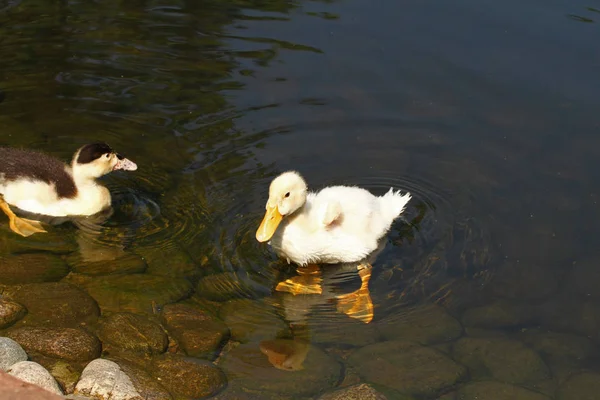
[0,337,28,371]
[7,361,64,396]
[74,358,143,400]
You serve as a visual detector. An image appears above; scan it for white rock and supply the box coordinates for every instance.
[75,358,143,400]
[7,361,64,395]
[0,337,28,371]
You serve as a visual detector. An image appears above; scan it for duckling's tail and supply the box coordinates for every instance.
[379,189,412,222]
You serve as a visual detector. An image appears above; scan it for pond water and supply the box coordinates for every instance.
[1,0,599,398]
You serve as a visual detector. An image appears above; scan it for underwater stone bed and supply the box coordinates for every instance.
[1,242,600,399]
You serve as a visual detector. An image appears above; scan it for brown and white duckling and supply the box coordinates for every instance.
[0,142,137,237]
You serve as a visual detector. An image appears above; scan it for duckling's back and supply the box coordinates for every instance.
[0,147,77,198]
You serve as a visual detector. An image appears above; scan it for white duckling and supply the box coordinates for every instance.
[0,142,137,237]
[256,171,411,265]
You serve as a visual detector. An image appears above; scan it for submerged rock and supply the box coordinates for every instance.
[0,254,69,284]
[220,343,341,398]
[48,360,81,394]
[151,355,227,398]
[161,303,229,360]
[556,372,600,400]
[118,361,173,400]
[376,303,463,344]
[2,282,99,327]
[196,272,266,301]
[7,327,101,362]
[0,337,28,371]
[348,340,466,397]
[452,337,549,384]
[219,341,341,397]
[68,253,147,276]
[318,383,389,400]
[458,381,551,400]
[0,299,27,329]
[98,312,168,356]
[74,359,142,400]
[7,361,63,396]
[219,299,289,344]
[137,244,199,279]
[71,274,193,314]
[517,330,595,366]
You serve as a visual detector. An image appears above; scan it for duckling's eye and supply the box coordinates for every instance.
[284,192,290,198]
[105,153,110,159]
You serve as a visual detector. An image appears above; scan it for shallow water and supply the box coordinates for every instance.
[1,0,599,398]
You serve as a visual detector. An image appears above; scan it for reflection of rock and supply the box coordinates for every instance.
[452,337,549,384]
[98,313,168,356]
[259,339,310,371]
[74,359,142,400]
[2,282,99,327]
[457,381,551,400]
[219,299,288,343]
[0,337,28,371]
[7,327,101,362]
[557,372,600,400]
[348,340,466,397]
[0,254,69,284]
[69,274,193,314]
[161,303,229,360]
[462,300,534,329]
[0,299,27,328]
[151,355,227,398]
[377,303,463,345]
[8,361,64,396]
[219,342,341,397]
[318,383,388,400]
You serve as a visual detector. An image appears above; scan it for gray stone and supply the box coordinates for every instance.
[75,359,143,400]
[318,383,389,400]
[348,340,466,397]
[557,372,600,400]
[98,312,168,356]
[452,337,550,384]
[458,381,551,400]
[376,304,463,344]
[7,361,63,395]
[219,299,289,344]
[161,303,229,360]
[0,299,27,328]
[219,341,340,397]
[0,337,28,371]
[117,361,173,400]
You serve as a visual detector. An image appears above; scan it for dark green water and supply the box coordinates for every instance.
[1,0,599,398]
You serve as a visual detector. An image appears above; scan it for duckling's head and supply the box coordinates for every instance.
[72,142,137,180]
[256,171,307,242]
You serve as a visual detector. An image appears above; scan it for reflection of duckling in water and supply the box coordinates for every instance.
[0,143,137,237]
[256,171,411,323]
[259,338,310,372]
